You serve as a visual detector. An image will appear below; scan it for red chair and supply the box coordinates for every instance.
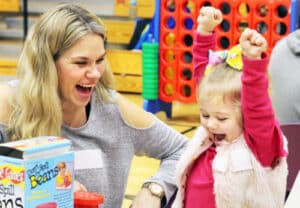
[280,123,300,192]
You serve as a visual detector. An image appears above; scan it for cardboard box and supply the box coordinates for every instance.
[0,136,74,208]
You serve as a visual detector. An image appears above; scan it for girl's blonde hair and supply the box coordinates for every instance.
[7,3,115,140]
[197,63,243,126]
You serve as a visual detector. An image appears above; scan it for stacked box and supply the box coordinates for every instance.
[0,136,74,208]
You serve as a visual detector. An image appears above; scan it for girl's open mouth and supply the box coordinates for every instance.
[209,133,226,145]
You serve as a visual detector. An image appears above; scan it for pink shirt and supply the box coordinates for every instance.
[185,32,287,208]
[185,146,216,208]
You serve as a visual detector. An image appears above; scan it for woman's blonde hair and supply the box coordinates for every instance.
[7,3,115,140]
[197,63,243,126]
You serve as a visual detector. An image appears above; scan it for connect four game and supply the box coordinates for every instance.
[158,0,291,103]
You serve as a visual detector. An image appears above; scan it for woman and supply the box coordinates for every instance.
[0,4,188,208]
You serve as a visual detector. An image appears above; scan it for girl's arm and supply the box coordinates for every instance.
[240,29,287,167]
[193,7,222,84]
[193,33,216,83]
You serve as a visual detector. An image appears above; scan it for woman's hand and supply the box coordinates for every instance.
[197,6,223,35]
[130,188,161,208]
[74,180,88,192]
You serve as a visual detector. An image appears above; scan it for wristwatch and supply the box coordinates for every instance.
[142,182,165,199]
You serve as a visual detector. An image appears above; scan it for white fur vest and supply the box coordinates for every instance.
[172,126,288,208]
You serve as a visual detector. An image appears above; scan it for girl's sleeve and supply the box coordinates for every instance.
[193,32,217,84]
[242,55,287,167]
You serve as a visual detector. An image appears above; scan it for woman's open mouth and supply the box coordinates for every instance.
[76,84,92,92]
[76,84,93,98]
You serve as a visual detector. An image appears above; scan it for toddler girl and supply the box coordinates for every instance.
[172,6,288,208]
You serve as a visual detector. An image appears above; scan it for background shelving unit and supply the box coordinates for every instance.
[0,0,155,94]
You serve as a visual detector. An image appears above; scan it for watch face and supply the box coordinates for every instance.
[151,184,162,193]
[149,183,164,197]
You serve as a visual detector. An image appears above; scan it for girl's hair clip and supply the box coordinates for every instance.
[204,44,243,76]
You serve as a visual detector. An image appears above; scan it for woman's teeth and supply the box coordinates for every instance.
[76,84,92,92]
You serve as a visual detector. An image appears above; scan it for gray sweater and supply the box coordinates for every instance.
[0,90,188,208]
[269,29,300,124]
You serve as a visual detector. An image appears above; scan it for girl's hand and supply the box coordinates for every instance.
[197,6,223,35]
[239,28,267,59]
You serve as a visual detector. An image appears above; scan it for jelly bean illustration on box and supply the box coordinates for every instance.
[0,136,74,208]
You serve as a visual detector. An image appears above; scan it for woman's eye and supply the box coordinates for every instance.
[75,61,87,65]
[96,58,104,64]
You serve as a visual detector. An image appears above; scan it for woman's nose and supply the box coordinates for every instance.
[87,66,101,78]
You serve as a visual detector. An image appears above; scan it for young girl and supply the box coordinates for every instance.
[172,6,288,208]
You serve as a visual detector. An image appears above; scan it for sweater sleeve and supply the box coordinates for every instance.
[193,32,217,84]
[242,55,287,167]
[0,124,8,143]
[132,117,188,203]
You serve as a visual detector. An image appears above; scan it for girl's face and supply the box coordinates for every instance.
[56,33,106,110]
[200,99,243,145]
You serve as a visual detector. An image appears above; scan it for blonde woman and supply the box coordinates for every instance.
[0,4,188,208]
[172,7,288,208]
